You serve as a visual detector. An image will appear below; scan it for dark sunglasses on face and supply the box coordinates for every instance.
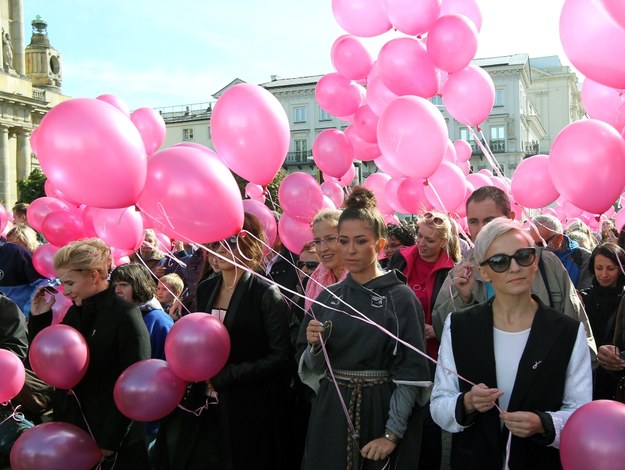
[297,261,320,270]
[479,247,537,273]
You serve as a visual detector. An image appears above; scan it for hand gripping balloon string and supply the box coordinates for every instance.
[0,402,26,427]
[178,396,219,416]
[69,389,96,440]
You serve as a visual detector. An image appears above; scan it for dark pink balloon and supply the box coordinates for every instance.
[242,199,278,248]
[114,359,187,422]
[351,104,379,144]
[32,243,60,278]
[0,203,7,234]
[90,206,144,251]
[130,107,166,155]
[424,162,467,211]
[41,211,84,248]
[321,181,345,208]
[511,155,559,209]
[278,172,324,222]
[312,130,354,178]
[165,313,231,382]
[316,73,366,118]
[331,35,373,81]
[344,125,381,161]
[29,324,90,389]
[278,214,315,254]
[0,349,25,402]
[398,178,433,214]
[27,197,71,233]
[11,422,102,470]
[44,180,80,207]
[323,163,357,188]
[385,177,411,214]
[332,0,392,37]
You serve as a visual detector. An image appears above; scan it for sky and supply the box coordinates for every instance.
[23,0,568,110]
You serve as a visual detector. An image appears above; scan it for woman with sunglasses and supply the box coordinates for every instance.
[430,218,592,470]
[298,187,431,470]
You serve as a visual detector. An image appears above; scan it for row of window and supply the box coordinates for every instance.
[294,106,333,123]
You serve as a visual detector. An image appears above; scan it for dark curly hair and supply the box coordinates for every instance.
[110,263,157,304]
[387,223,416,247]
[339,186,387,241]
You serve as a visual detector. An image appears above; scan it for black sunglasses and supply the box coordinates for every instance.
[479,247,537,273]
[297,261,319,270]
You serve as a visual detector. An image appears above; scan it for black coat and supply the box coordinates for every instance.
[0,293,28,360]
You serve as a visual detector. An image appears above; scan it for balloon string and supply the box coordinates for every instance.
[423,179,474,248]
[69,388,96,440]
[0,402,25,427]
[177,396,219,416]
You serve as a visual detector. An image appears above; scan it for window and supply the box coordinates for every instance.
[319,108,333,121]
[490,125,505,153]
[207,126,211,139]
[494,89,505,107]
[459,127,475,142]
[293,139,308,163]
[182,128,194,141]
[294,106,307,123]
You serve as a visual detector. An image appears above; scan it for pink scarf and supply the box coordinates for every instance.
[304,264,348,312]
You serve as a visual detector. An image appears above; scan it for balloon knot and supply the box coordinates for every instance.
[477,126,482,132]
[423,179,430,186]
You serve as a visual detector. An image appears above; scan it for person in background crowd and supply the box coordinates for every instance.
[131,229,166,275]
[566,220,598,251]
[600,219,617,244]
[266,212,300,298]
[291,242,320,325]
[6,224,40,252]
[11,202,28,226]
[157,273,185,316]
[380,222,416,269]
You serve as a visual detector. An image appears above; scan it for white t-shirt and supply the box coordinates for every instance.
[493,327,531,412]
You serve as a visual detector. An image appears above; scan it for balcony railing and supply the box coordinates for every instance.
[285,150,313,164]
[524,141,539,156]
[470,140,506,154]
[32,88,46,101]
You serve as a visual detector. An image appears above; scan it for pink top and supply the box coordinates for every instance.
[304,264,348,312]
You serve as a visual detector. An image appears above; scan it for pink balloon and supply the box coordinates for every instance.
[351,104,379,143]
[383,213,400,225]
[560,0,625,89]
[560,400,625,470]
[366,76,399,116]
[424,162,467,211]
[245,183,264,199]
[374,152,408,177]
[511,155,559,208]
[454,139,472,162]
[344,125,381,161]
[331,35,373,81]
[378,37,440,98]
[130,107,166,156]
[324,163,357,188]
[242,199,278,248]
[312,130,354,178]
[0,203,7,234]
[580,79,625,132]
[165,313,231,382]
[377,96,448,179]
[615,209,625,232]
[211,83,290,186]
[549,119,625,214]
[383,0,441,36]
[332,0,392,37]
[456,159,471,176]
[137,146,244,244]
[44,180,80,207]
[0,349,25,402]
[153,231,172,253]
[439,0,482,31]
[35,98,147,208]
[51,291,73,325]
[29,324,90,389]
[114,359,187,422]
[443,140,457,163]
[398,178,433,213]
[385,177,411,214]
[11,422,102,470]
[442,65,495,126]
[427,15,478,73]
[316,73,366,118]
[363,173,394,214]
[599,0,625,29]
[321,195,336,210]
[89,206,144,251]
[278,172,324,222]
[32,244,60,278]
[489,176,509,194]
[41,211,84,247]
[321,181,345,208]
[278,214,315,254]
[96,93,130,116]
[27,197,71,233]
[466,172,492,190]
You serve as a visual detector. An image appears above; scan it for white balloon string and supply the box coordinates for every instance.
[423,179,474,248]
[69,389,96,440]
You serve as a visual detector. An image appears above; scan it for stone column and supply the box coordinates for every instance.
[16,128,30,179]
[9,0,24,76]
[0,126,10,205]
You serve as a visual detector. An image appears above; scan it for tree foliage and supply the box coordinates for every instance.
[233,169,288,214]
[17,167,46,203]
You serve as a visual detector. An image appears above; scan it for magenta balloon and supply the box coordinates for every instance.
[366,76,399,116]
[351,104,379,144]
[378,37,440,98]
[560,400,625,470]
[278,172,324,222]
[580,79,625,132]
[439,0,482,31]
[466,172,492,190]
[424,162,467,211]
[312,130,354,178]
[90,206,144,251]
[344,125,381,161]
[114,359,187,422]
[137,146,244,244]
[210,83,289,186]
[165,313,231,382]
[96,93,130,116]
[321,181,345,208]
[331,0,392,37]
[29,324,89,389]
[44,180,80,207]
[35,98,147,208]
[511,155,559,208]
[27,197,71,233]
[427,15,478,73]
[549,119,625,214]
[32,244,59,278]
[384,0,441,36]
[80,207,98,238]
[316,73,366,118]
[442,65,495,126]
[599,0,625,29]
[398,178,433,214]
[377,96,448,179]
[0,203,7,234]
[10,421,102,470]
[453,139,472,162]
[41,211,84,247]
[0,349,25,402]
[130,107,166,156]
[278,214,315,254]
[560,0,625,89]
[363,173,394,214]
[385,177,411,214]
[245,183,264,199]
[331,35,373,81]
[242,199,278,248]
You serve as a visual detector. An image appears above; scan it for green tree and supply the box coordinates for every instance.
[17,167,46,203]
[234,169,288,213]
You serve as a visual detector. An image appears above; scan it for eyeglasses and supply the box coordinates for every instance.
[313,236,338,248]
[535,234,557,247]
[297,261,320,270]
[479,247,537,273]
[421,212,446,226]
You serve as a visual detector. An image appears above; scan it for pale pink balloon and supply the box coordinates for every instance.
[549,119,625,214]
[385,177,411,214]
[96,93,130,116]
[443,140,457,163]
[331,35,373,81]
[398,178,433,214]
[615,209,625,231]
[563,200,583,219]
[374,152,408,178]
[442,65,495,126]
[0,203,7,234]
[378,37,440,98]
[427,14,478,73]
[32,244,59,278]
[489,176,509,194]
[332,0,392,37]
[130,107,166,156]
[377,96,448,179]
[454,139,472,162]
[324,164,357,187]
[51,291,72,324]
[344,125,381,161]
[321,181,345,208]
[41,211,84,247]
[366,76,399,116]
[511,155,559,208]
[363,173,394,214]
[27,197,71,233]
[424,162,467,211]
[90,206,144,251]
[351,104,379,143]
[560,0,625,89]
[456,159,471,176]
[312,130,354,178]
[278,172,324,222]
[599,0,625,29]
[242,199,278,248]
[245,183,264,199]
[384,0,441,36]
[439,0,482,31]
[278,214,315,254]
[211,83,290,186]
[321,195,337,210]
[383,213,401,225]
[580,79,625,132]
[466,172,492,190]
[316,73,366,118]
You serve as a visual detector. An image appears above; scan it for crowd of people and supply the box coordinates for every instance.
[0,184,623,469]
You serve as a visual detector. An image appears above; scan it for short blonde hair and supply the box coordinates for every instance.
[312,209,342,229]
[6,224,39,252]
[159,273,184,296]
[54,238,112,277]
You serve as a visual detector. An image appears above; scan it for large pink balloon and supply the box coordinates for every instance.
[427,15,478,73]
[137,146,244,244]
[466,172,492,190]
[331,35,373,81]
[165,313,231,382]
[374,152,408,178]
[114,359,187,422]
[41,211,84,247]
[442,65,495,126]
[332,0,392,37]
[580,78,625,132]
[424,162,467,211]
[242,199,278,248]
[316,73,366,118]
[366,76,399,116]
[398,178,433,214]
[599,0,625,29]
[278,172,324,222]
[29,324,89,389]
[384,0,441,36]
[312,130,354,178]
[377,96,448,179]
[378,37,440,99]
[321,181,345,208]
[89,206,144,251]
[439,0,482,31]
[11,422,102,470]
[549,119,625,214]
[35,98,147,208]
[344,125,381,161]
[44,180,80,207]
[130,107,166,156]
[560,0,625,89]
[32,243,60,278]
[511,155,559,208]
[27,197,71,233]
[210,83,289,186]
[560,400,625,470]
[278,214,315,254]
[363,173,394,214]
[0,349,25,402]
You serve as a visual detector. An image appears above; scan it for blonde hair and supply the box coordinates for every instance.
[54,238,112,277]
[159,273,184,296]
[312,209,342,229]
[417,212,462,263]
[6,224,39,252]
